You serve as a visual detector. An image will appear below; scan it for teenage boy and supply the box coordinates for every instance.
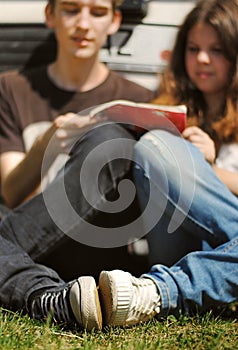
[0,0,154,208]
[0,0,154,331]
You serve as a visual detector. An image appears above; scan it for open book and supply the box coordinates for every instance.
[89,100,187,133]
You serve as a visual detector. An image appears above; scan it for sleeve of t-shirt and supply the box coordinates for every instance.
[0,73,25,154]
[215,143,238,174]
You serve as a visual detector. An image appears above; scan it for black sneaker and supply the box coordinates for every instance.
[28,276,102,331]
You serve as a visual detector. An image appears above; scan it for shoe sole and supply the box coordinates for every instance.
[99,270,132,327]
[70,276,102,331]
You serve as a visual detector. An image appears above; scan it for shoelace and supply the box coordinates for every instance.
[128,277,161,323]
[32,287,72,323]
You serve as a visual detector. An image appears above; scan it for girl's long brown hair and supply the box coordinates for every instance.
[153,0,238,149]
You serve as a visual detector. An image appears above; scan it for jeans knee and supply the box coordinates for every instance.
[71,123,135,159]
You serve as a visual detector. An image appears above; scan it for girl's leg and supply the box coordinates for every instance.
[145,235,238,316]
[134,130,238,265]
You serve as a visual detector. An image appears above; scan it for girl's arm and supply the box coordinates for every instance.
[212,165,238,196]
[182,126,238,195]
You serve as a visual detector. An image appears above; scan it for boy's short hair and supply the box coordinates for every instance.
[48,0,124,11]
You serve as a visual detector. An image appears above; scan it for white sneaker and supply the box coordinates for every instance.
[99,270,161,327]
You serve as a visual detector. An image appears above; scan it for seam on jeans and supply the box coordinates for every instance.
[222,237,238,253]
[168,195,211,233]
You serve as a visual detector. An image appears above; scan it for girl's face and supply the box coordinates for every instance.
[185,23,232,102]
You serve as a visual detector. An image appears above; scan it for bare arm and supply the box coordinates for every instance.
[1,150,46,208]
[1,113,98,208]
[1,123,58,208]
[182,126,238,195]
[212,165,238,196]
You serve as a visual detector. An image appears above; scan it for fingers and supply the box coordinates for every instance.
[54,113,97,135]
[53,113,77,128]
[182,126,206,139]
[47,112,103,154]
[182,126,216,164]
[182,126,211,145]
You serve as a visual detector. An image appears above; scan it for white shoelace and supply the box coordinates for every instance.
[32,287,72,323]
[127,276,161,325]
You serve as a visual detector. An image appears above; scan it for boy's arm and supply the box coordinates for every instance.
[0,126,56,208]
[1,113,98,208]
[0,114,64,208]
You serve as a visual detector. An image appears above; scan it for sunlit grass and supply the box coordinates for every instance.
[0,307,238,349]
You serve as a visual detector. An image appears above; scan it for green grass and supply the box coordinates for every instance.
[0,307,238,350]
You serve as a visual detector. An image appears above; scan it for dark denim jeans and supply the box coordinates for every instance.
[0,123,147,311]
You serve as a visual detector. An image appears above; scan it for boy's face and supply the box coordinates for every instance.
[45,0,121,60]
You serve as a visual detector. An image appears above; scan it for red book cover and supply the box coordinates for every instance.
[90,100,187,133]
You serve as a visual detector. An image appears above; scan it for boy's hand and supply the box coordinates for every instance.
[41,113,99,155]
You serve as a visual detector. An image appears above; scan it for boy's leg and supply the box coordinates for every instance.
[0,233,64,310]
[0,123,138,309]
[0,232,102,330]
[0,204,10,221]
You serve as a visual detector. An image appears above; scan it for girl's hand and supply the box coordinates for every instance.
[182,126,216,164]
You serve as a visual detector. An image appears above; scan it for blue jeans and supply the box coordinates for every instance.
[0,123,146,311]
[134,130,238,316]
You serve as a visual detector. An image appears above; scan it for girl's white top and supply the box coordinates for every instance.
[216,143,238,173]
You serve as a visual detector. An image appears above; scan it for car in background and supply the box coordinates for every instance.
[0,0,195,89]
